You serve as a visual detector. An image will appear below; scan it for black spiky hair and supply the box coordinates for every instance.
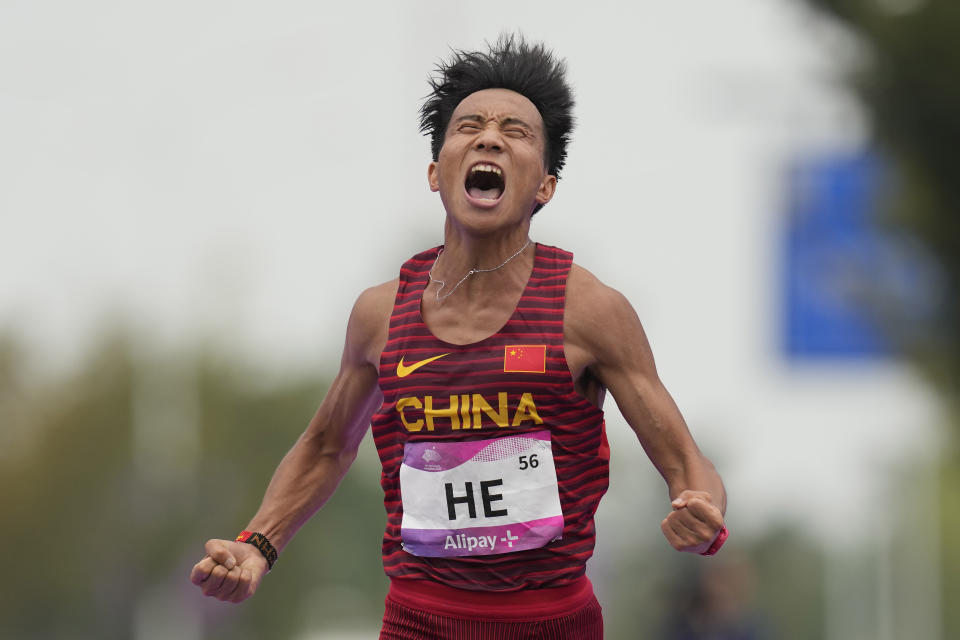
[419,34,575,181]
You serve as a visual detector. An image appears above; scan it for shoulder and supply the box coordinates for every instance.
[345,278,399,365]
[353,278,399,318]
[565,263,638,329]
[564,262,650,373]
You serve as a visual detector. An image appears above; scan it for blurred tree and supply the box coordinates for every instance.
[800,0,960,393]
[0,332,385,639]
[797,1,960,636]
[0,333,138,638]
[192,348,387,640]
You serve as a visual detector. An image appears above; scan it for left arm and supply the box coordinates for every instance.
[564,264,726,554]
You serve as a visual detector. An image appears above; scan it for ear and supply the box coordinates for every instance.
[535,174,557,205]
[427,162,440,192]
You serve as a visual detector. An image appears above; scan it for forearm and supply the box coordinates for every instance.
[240,352,381,552]
[563,271,727,547]
[662,452,726,515]
[190,285,389,599]
[244,432,359,551]
[619,385,727,516]
[620,380,727,515]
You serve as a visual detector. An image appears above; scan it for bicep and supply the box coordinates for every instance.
[303,282,393,454]
[575,284,700,475]
[305,362,381,455]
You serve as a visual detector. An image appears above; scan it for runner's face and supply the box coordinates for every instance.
[428,89,556,232]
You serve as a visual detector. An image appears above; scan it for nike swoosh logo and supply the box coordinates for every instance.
[397,353,450,378]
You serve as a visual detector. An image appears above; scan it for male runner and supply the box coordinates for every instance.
[190,35,727,639]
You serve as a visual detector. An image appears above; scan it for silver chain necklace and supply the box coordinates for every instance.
[428,238,532,302]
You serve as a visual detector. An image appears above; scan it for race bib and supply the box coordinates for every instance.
[399,430,563,557]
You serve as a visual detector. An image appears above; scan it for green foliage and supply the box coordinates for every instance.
[1,335,138,638]
[941,462,960,637]
[0,334,385,639]
[802,0,960,394]
[798,2,960,636]
[751,531,824,640]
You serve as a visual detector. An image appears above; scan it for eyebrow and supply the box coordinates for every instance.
[454,114,536,132]
[502,117,534,131]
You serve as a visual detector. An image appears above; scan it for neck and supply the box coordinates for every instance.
[438,218,532,274]
[427,219,534,303]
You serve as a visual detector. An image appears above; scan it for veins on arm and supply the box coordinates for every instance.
[302,279,396,456]
[245,279,397,548]
[564,265,726,514]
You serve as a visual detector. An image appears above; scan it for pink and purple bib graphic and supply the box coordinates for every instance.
[399,430,564,557]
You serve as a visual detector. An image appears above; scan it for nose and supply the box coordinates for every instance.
[473,124,503,152]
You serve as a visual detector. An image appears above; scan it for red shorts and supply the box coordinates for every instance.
[379,576,603,640]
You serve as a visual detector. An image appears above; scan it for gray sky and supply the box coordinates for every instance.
[3,0,860,369]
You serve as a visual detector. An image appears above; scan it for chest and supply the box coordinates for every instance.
[419,260,533,344]
[420,295,521,345]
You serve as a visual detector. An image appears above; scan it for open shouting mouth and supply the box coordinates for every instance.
[464,162,505,208]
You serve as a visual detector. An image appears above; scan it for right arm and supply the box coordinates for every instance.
[189,280,397,602]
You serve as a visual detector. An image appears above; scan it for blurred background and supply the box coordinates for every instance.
[2,0,958,638]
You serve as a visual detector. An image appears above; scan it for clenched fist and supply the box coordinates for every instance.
[660,490,725,555]
[189,539,269,603]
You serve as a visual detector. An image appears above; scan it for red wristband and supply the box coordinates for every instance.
[701,526,728,556]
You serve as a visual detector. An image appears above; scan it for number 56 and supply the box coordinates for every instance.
[518,454,539,470]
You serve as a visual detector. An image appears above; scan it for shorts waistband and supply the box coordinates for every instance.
[386,575,595,621]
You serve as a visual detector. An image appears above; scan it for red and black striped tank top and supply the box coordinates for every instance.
[371,243,609,592]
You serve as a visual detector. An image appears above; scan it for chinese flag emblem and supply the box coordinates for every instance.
[503,345,546,373]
